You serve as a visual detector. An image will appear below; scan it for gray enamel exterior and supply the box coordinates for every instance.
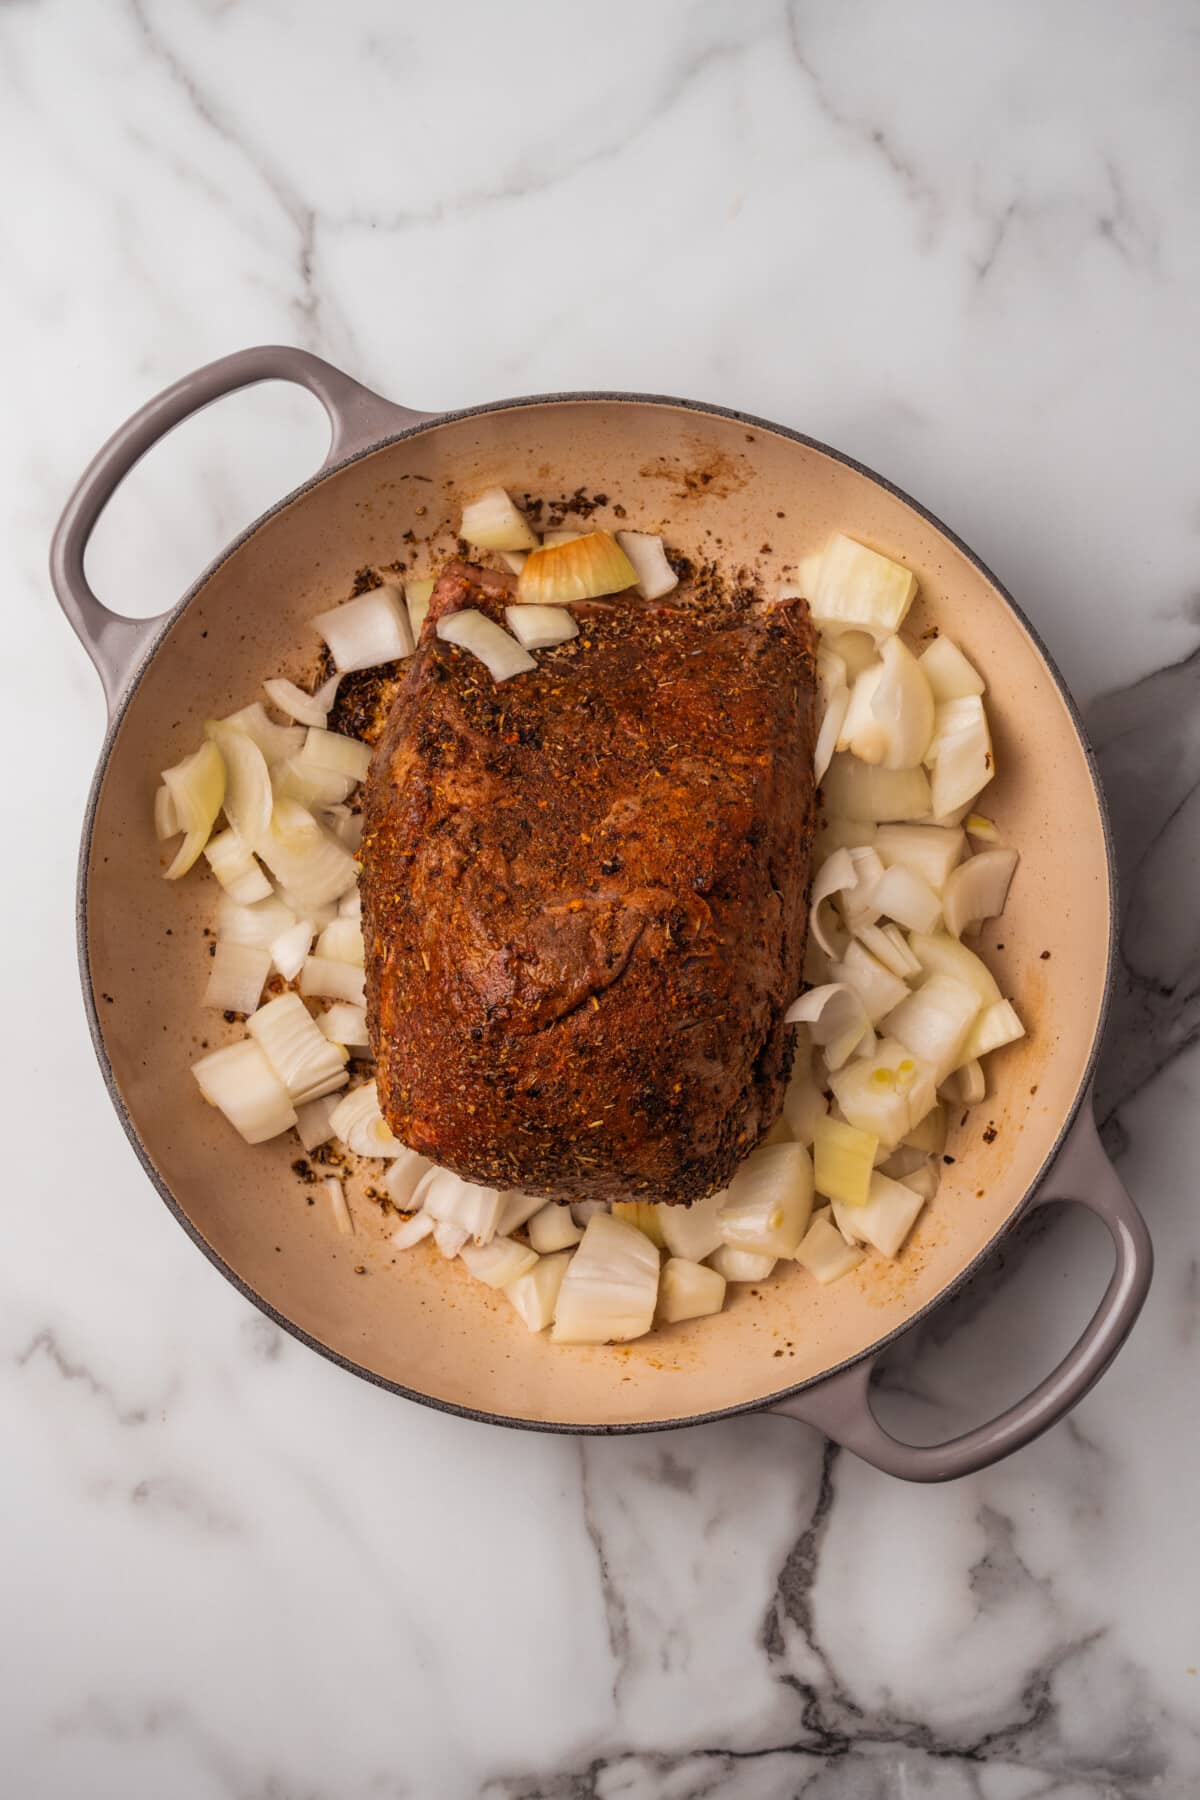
[48,346,1153,1481]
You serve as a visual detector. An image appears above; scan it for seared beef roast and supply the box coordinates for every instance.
[361,561,816,1204]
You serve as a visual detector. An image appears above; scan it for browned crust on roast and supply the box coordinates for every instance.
[361,561,817,1204]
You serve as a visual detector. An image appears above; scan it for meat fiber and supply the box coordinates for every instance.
[361,561,817,1204]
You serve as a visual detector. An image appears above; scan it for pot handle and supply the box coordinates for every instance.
[771,1098,1152,1482]
[49,345,431,714]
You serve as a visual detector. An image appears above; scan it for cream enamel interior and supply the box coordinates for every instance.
[83,399,1111,1428]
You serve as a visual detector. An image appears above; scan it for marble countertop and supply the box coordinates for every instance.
[4,3,1198,1795]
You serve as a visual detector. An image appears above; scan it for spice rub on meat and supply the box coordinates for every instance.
[360,560,817,1205]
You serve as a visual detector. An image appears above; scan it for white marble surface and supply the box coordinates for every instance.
[3,3,1199,1795]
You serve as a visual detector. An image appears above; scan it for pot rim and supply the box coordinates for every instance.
[74,387,1117,1435]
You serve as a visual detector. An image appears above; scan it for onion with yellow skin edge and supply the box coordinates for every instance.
[517,530,638,607]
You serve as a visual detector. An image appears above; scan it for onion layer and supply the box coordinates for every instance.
[616,531,678,600]
[312,586,414,673]
[809,534,918,640]
[192,1040,296,1144]
[517,531,637,607]
[658,1257,726,1322]
[161,740,226,880]
[942,848,1018,939]
[550,1213,659,1344]
[436,608,536,682]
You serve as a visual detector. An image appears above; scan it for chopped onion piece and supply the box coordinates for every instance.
[328,1080,400,1157]
[316,917,365,968]
[319,1002,368,1047]
[495,1189,547,1237]
[817,818,878,859]
[854,921,922,980]
[943,848,1019,939]
[717,1142,813,1258]
[218,893,296,948]
[611,1201,667,1249]
[497,552,527,577]
[337,883,362,920]
[312,586,414,673]
[785,983,871,1072]
[809,534,917,640]
[418,1170,503,1245]
[828,1038,937,1150]
[325,1175,354,1235]
[908,931,1002,1007]
[657,1188,725,1262]
[460,486,537,552]
[154,784,180,841]
[551,1213,660,1344]
[814,671,850,785]
[951,1059,987,1105]
[825,629,878,680]
[211,703,304,766]
[528,1204,584,1253]
[299,956,365,1007]
[616,530,678,601]
[781,1036,829,1147]
[203,829,273,904]
[404,577,435,640]
[384,1149,431,1211]
[795,1214,864,1284]
[504,604,579,650]
[903,1102,948,1153]
[884,974,981,1084]
[708,1245,775,1283]
[392,1211,435,1249]
[966,813,1002,845]
[963,998,1026,1061]
[840,847,886,932]
[821,754,931,824]
[864,636,935,769]
[813,1114,878,1208]
[270,917,315,981]
[434,1220,470,1258]
[874,824,965,893]
[919,635,985,701]
[832,1172,924,1258]
[259,800,357,909]
[506,1251,572,1332]
[322,807,360,854]
[264,677,335,729]
[161,740,225,879]
[877,1145,929,1180]
[786,550,823,597]
[460,1236,538,1289]
[809,848,856,958]
[295,1093,339,1152]
[203,940,271,1015]
[900,1164,940,1201]
[247,992,348,1104]
[517,531,638,607]
[831,939,910,1023]
[299,727,371,785]
[871,863,942,934]
[927,696,994,818]
[273,755,355,811]
[838,661,884,758]
[436,608,536,682]
[658,1257,726,1322]
[192,1039,296,1144]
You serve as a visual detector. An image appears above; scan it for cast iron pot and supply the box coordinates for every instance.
[51,346,1153,1481]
